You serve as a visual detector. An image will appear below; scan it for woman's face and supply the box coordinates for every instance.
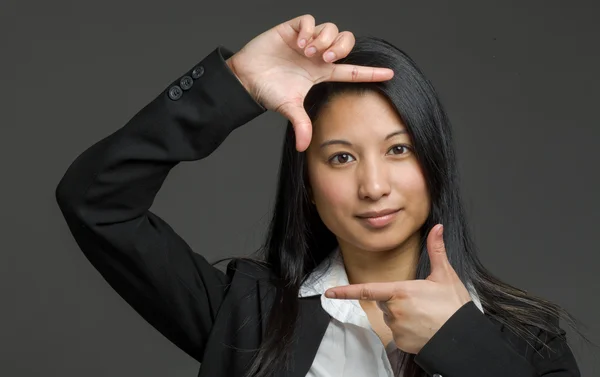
[306,90,431,253]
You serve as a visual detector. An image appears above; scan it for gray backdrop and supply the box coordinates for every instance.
[2,0,599,375]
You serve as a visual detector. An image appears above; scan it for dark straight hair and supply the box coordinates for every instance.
[213,35,588,377]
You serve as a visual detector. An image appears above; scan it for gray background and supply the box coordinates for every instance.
[2,0,599,375]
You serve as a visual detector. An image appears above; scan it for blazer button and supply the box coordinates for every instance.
[191,65,204,79]
[432,374,442,377]
[180,75,193,90]
[168,85,183,100]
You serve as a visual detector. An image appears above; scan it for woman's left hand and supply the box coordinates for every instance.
[324,224,473,354]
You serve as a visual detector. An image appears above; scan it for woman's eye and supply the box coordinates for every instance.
[388,145,411,155]
[330,153,355,165]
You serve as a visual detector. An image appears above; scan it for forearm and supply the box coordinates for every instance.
[415,302,580,377]
[56,46,265,223]
[54,45,266,362]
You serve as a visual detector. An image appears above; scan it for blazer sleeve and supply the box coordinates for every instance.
[55,46,266,363]
[414,301,581,377]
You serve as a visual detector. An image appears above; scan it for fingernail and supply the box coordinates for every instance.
[325,291,336,298]
[298,39,306,48]
[306,46,317,56]
[324,51,336,62]
[438,224,444,236]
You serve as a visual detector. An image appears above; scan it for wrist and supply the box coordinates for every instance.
[226,56,253,96]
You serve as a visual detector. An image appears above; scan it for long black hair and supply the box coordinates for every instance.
[213,35,588,377]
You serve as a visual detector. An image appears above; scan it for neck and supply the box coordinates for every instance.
[338,232,421,312]
[338,232,421,286]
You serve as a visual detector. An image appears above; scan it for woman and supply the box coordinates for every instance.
[55,14,582,377]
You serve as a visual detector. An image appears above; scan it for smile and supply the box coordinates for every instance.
[356,209,401,228]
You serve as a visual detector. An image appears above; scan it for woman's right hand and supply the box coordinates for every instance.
[226,14,394,152]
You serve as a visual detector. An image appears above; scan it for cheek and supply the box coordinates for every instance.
[310,169,355,212]
[393,164,430,215]
[307,162,358,226]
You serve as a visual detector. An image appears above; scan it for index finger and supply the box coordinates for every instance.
[327,64,394,83]
[325,282,399,301]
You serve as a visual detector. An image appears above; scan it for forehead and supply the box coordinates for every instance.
[312,91,406,139]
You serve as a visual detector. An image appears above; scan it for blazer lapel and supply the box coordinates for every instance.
[256,279,331,377]
[285,295,331,377]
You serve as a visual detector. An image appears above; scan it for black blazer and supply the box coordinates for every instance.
[55,46,580,377]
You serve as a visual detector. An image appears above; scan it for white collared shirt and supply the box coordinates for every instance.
[298,248,484,377]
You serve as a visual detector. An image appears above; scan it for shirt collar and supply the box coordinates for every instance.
[299,247,485,327]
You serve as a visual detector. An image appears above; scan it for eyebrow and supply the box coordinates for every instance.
[319,130,408,149]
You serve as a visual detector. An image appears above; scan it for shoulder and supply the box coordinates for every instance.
[224,257,275,292]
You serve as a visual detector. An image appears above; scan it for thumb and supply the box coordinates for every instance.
[426,224,452,281]
[278,102,313,151]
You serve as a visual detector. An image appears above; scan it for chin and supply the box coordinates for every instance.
[357,240,405,253]
[348,230,414,253]
[348,235,407,253]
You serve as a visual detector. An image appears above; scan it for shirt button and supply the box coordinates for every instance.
[191,65,204,79]
[180,75,193,90]
[168,85,183,100]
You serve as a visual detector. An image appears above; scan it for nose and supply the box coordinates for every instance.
[357,158,391,201]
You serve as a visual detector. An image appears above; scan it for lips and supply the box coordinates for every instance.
[356,208,401,229]
[356,208,400,218]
